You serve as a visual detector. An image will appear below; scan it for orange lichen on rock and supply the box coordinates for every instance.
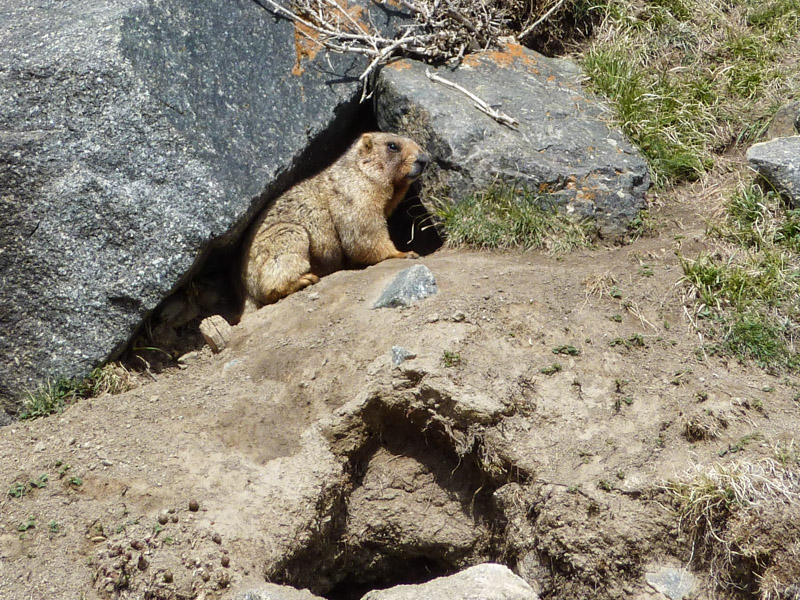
[292,22,322,76]
[333,0,368,33]
[291,0,371,76]
[462,43,539,72]
[385,59,412,71]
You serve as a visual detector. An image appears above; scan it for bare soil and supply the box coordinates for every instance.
[2,174,798,600]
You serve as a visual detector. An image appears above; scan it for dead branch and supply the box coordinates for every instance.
[425,69,519,129]
[253,0,567,100]
[519,0,566,41]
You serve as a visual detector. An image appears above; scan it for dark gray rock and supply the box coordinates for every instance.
[372,264,438,309]
[375,45,650,238]
[235,584,326,600]
[0,0,407,408]
[747,137,800,208]
[360,563,540,600]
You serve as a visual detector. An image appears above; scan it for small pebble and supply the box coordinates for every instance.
[171,514,179,523]
[137,555,148,571]
[158,514,168,525]
[130,540,143,551]
[200,569,210,582]
[212,533,222,545]
[221,555,230,568]
[189,499,199,512]
[163,570,174,583]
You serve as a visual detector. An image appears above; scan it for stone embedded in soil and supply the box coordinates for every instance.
[372,265,438,309]
[234,583,327,600]
[360,563,540,600]
[200,315,233,353]
[391,346,416,366]
[645,566,696,600]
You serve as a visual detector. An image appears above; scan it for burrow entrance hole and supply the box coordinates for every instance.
[270,403,527,600]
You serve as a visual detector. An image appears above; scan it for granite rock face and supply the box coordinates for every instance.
[375,45,650,238]
[0,0,403,410]
[747,136,800,208]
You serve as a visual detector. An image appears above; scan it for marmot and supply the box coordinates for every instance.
[241,132,429,311]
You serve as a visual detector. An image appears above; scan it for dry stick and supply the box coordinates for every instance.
[519,0,566,40]
[425,69,519,129]
[320,0,371,39]
[358,33,417,100]
[258,0,382,46]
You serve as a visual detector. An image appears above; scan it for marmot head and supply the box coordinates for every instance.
[356,132,430,188]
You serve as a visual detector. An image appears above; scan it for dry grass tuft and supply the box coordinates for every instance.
[668,449,800,597]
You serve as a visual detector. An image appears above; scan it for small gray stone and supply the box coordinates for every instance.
[645,566,696,600]
[391,346,416,366]
[747,137,800,208]
[373,265,438,309]
[765,101,800,139]
[361,563,539,600]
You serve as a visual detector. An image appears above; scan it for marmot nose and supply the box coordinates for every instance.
[408,153,430,179]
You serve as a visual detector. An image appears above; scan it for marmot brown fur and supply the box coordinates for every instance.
[241,132,429,310]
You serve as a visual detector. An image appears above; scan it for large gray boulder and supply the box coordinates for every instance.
[0,0,403,409]
[361,563,540,600]
[747,136,800,208]
[375,45,650,238]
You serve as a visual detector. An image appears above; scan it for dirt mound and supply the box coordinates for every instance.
[2,187,798,600]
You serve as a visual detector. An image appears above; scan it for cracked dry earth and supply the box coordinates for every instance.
[1,178,798,600]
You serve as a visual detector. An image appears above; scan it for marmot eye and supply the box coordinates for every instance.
[387,142,400,152]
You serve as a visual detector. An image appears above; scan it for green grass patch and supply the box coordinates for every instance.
[580,0,800,186]
[436,184,594,253]
[681,182,800,370]
[19,363,132,420]
[442,350,463,368]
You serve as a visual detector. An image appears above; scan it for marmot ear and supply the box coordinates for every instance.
[360,133,374,153]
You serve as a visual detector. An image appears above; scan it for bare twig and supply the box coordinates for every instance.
[253,0,549,101]
[519,0,566,41]
[425,69,519,129]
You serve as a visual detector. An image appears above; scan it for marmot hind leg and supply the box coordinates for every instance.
[247,224,319,306]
